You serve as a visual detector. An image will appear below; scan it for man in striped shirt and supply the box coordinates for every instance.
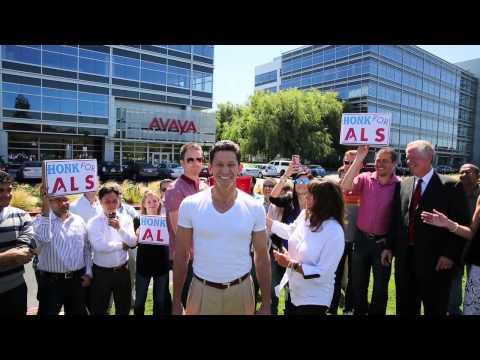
[0,171,35,316]
[33,193,92,315]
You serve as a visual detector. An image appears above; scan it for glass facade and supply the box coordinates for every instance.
[0,45,215,162]
[275,45,477,165]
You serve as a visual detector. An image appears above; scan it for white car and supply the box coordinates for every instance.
[241,166,262,178]
[171,165,184,179]
[260,164,278,177]
[268,159,291,177]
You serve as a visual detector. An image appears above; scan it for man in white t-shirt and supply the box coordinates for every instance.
[172,140,271,315]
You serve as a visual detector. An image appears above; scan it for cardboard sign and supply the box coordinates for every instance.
[45,159,98,196]
[138,215,169,246]
[340,113,391,146]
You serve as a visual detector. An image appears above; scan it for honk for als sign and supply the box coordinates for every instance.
[340,113,392,146]
[138,215,169,246]
[45,159,97,196]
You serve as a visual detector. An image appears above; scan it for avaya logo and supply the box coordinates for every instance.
[148,117,198,135]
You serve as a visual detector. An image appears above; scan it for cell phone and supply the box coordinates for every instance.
[108,212,117,219]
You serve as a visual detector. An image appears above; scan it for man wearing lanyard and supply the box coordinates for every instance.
[340,145,400,315]
[33,193,92,315]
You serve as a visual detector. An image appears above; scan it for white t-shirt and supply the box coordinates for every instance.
[178,187,266,283]
[272,211,345,307]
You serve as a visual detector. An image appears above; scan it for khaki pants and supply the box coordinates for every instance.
[186,275,255,315]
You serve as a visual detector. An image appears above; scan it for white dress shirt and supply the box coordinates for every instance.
[70,195,102,224]
[33,212,93,277]
[87,212,137,268]
[414,167,434,196]
[271,211,345,307]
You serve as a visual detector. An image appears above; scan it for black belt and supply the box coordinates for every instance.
[194,272,250,290]
[93,262,128,272]
[360,230,387,243]
[37,267,86,280]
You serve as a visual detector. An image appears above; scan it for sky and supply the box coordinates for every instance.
[211,45,480,110]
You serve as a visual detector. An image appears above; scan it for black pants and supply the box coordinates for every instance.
[395,246,453,316]
[0,282,27,316]
[289,304,328,315]
[352,229,391,315]
[329,242,354,314]
[181,260,193,309]
[91,264,131,315]
[37,271,87,316]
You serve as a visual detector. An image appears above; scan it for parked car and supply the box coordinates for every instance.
[241,166,262,178]
[308,165,326,177]
[157,162,180,179]
[16,161,42,182]
[260,164,278,177]
[435,165,455,174]
[124,161,160,181]
[268,159,291,176]
[171,164,184,179]
[99,161,123,180]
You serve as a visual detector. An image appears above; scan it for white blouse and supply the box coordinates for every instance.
[271,210,345,307]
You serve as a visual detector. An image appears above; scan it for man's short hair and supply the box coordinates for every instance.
[460,163,480,176]
[406,140,435,162]
[180,142,203,160]
[98,184,122,200]
[377,147,397,163]
[0,170,13,185]
[263,178,277,187]
[209,140,241,164]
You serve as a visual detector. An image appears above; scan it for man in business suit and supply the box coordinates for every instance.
[381,140,469,315]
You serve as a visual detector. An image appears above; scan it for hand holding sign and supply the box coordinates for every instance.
[356,145,369,162]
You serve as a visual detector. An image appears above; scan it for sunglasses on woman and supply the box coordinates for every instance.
[294,178,311,185]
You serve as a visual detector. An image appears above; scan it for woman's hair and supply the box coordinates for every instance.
[140,190,161,215]
[307,179,344,232]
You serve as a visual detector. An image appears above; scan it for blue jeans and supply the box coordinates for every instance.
[134,272,171,316]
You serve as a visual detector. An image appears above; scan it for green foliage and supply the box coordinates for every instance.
[217,89,344,163]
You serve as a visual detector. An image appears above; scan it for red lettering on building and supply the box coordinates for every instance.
[148,117,198,134]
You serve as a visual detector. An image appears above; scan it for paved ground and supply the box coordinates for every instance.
[24,262,38,314]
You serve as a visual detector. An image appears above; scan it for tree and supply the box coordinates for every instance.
[13,94,31,119]
[215,102,244,140]
[218,89,343,163]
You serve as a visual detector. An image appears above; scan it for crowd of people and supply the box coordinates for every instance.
[0,138,479,316]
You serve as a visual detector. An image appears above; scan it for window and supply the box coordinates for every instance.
[193,45,214,58]
[79,57,109,76]
[349,45,362,56]
[2,45,41,65]
[301,74,312,87]
[312,51,323,65]
[192,71,213,93]
[336,64,349,80]
[43,97,77,115]
[324,47,335,63]
[301,54,312,69]
[2,92,41,111]
[43,51,78,71]
[335,46,348,60]
[43,45,77,56]
[379,45,402,64]
[167,66,190,88]
[168,45,191,53]
[78,101,108,117]
[255,70,277,86]
[141,60,167,85]
[403,52,423,72]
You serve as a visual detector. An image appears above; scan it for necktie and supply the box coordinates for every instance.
[408,178,423,244]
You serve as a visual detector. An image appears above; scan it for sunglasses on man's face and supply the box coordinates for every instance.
[343,160,353,165]
[294,178,311,185]
[186,157,203,164]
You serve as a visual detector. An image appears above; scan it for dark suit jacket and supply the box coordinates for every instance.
[387,171,469,278]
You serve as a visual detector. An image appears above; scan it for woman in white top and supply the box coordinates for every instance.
[267,179,345,315]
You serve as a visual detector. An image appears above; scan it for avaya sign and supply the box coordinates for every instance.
[148,117,198,135]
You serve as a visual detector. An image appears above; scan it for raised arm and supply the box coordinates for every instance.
[339,145,368,192]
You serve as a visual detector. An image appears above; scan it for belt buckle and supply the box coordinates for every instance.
[64,272,73,279]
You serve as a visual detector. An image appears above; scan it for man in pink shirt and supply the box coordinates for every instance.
[164,143,208,309]
[340,145,400,315]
